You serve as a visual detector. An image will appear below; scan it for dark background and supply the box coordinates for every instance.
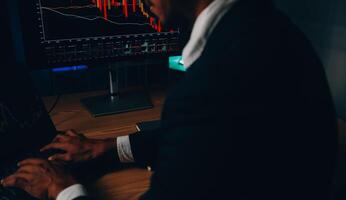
[275,0,346,120]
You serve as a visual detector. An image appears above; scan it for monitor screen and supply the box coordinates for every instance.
[20,0,182,68]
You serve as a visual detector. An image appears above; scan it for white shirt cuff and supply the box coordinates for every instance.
[56,184,88,200]
[117,135,135,163]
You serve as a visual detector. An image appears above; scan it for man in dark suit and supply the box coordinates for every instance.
[2,0,338,199]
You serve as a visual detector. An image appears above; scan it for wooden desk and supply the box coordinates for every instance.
[43,90,166,200]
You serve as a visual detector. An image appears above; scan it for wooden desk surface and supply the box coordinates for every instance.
[43,90,166,200]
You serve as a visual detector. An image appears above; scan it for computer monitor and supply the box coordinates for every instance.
[15,0,183,117]
[19,0,182,68]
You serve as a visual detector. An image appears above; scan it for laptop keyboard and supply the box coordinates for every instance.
[0,186,37,200]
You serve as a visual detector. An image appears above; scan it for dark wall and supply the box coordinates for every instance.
[275,0,346,119]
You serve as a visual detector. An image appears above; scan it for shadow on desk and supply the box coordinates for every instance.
[91,168,152,200]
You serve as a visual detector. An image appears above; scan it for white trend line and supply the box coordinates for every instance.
[44,5,97,10]
[41,7,151,26]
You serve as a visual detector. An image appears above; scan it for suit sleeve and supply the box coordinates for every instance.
[129,129,161,168]
[138,121,224,200]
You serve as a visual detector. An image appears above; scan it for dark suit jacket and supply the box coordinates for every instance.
[77,0,338,199]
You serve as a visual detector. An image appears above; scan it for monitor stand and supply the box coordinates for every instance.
[81,63,153,117]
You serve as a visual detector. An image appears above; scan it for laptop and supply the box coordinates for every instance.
[0,65,59,171]
[0,66,60,199]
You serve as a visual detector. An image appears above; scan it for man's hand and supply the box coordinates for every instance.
[41,129,116,163]
[1,159,77,200]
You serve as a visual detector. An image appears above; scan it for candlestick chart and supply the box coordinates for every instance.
[32,0,181,64]
[39,0,176,40]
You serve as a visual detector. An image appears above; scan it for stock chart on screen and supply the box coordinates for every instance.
[31,0,181,65]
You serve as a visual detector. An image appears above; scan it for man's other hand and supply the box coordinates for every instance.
[41,129,116,163]
[1,159,77,200]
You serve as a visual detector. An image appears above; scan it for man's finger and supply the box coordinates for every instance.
[49,154,72,162]
[52,134,71,143]
[2,175,28,188]
[18,158,47,167]
[2,175,17,187]
[51,131,66,142]
[12,172,36,184]
[17,164,42,175]
[65,130,79,137]
[66,130,86,139]
[40,142,70,152]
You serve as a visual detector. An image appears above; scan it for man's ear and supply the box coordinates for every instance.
[144,0,153,6]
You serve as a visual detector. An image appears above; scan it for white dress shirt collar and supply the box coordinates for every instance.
[182,0,238,68]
